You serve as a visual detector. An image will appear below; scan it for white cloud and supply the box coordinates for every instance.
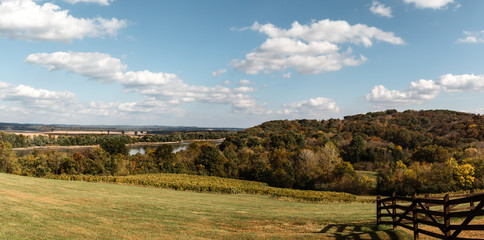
[282,72,292,78]
[238,79,253,85]
[404,0,454,9]
[26,52,126,82]
[211,68,227,77]
[26,51,268,115]
[222,80,231,85]
[0,0,126,42]
[438,73,484,92]
[457,31,484,44]
[232,20,404,74]
[233,86,257,93]
[281,97,340,118]
[366,79,440,106]
[0,82,78,114]
[367,72,484,108]
[63,0,114,5]
[370,1,393,18]
[248,20,404,46]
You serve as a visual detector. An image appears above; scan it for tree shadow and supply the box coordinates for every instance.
[316,223,409,240]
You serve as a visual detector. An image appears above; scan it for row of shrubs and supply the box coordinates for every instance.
[45,173,357,203]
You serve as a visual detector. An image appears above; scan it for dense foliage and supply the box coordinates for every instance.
[219,110,484,195]
[1,109,483,196]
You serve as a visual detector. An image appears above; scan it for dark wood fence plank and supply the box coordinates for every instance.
[417,201,444,228]
[396,223,413,231]
[376,191,483,240]
[392,192,397,230]
[444,194,451,239]
[413,194,419,240]
[418,198,445,205]
[377,195,381,225]
[416,218,444,229]
[449,224,484,231]
[450,200,484,239]
[417,228,445,239]
[449,209,484,218]
[448,193,484,205]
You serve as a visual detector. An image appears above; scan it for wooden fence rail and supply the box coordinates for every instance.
[377,191,484,240]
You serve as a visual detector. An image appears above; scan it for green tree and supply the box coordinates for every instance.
[195,145,227,176]
[153,144,175,171]
[100,138,129,156]
[0,141,19,174]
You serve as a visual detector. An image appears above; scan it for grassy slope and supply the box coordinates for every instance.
[0,173,410,240]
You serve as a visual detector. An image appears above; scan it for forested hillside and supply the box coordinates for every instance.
[220,110,484,194]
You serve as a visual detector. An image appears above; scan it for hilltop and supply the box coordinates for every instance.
[221,110,484,195]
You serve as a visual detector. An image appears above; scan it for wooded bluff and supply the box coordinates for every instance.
[0,109,483,195]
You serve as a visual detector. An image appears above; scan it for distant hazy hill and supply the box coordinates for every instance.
[0,122,242,133]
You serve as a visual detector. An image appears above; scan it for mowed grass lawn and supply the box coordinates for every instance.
[0,173,410,240]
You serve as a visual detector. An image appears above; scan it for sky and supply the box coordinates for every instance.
[1,0,484,128]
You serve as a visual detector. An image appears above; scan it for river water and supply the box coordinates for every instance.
[128,142,191,155]
[14,139,224,157]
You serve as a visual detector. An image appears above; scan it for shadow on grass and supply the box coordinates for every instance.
[316,223,410,240]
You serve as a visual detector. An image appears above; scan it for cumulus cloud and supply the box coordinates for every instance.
[404,0,454,9]
[366,79,440,106]
[370,1,393,17]
[238,79,254,85]
[457,31,484,44]
[0,0,126,42]
[26,52,126,82]
[232,19,404,74]
[63,0,114,5]
[26,51,267,115]
[0,81,78,113]
[438,73,484,92]
[211,68,227,77]
[233,86,257,93]
[281,97,340,118]
[367,72,484,107]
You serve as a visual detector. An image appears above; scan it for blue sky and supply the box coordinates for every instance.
[0,0,484,128]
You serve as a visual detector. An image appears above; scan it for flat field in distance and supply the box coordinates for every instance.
[0,173,410,239]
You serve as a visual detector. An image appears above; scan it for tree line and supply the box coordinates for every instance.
[0,131,234,148]
[0,109,483,195]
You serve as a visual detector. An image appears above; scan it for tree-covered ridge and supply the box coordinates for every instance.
[221,110,484,194]
[224,109,484,151]
[339,110,484,147]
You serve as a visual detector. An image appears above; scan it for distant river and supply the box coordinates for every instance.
[127,139,223,155]
[13,139,224,157]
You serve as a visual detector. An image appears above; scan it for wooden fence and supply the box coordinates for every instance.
[377,191,484,240]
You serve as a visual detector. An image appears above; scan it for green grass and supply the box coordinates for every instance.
[0,173,411,239]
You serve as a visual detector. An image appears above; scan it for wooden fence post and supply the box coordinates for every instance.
[443,194,450,239]
[424,193,429,212]
[377,195,381,226]
[470,189,474,209]
[413,193,419,240]
[392,192,397,230]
